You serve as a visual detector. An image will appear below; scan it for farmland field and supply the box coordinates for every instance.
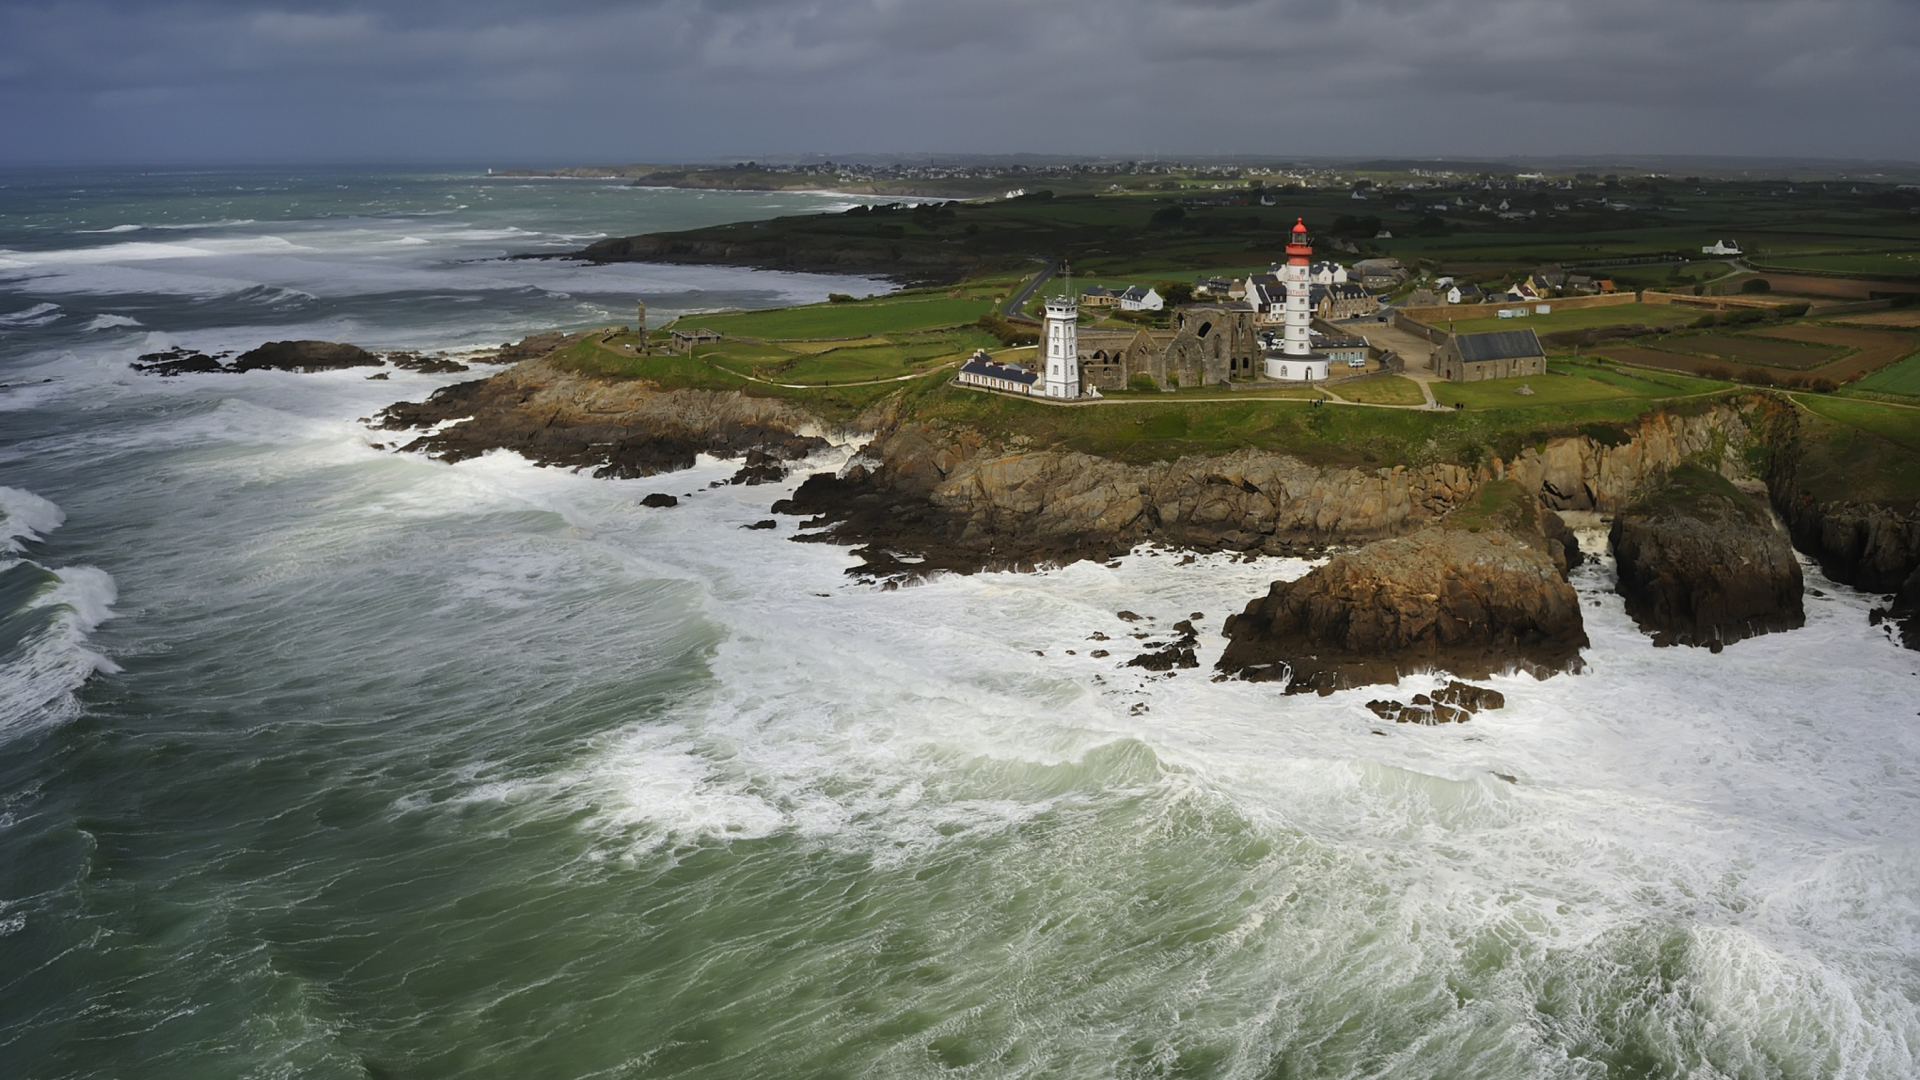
[1756,251,1920,277]
[1852,353,1920,397]
[1644,333,1843,370]
[1443,302,1701,336]
[1834,309,1920,328]
[1763,324,1920,381]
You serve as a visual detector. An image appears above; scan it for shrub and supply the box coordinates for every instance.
[1734,367,1774,386]
[1740,278,1772,294]
[1128,374,1158,392]
[827,293,856,304]
[1808,377,1839,393]
[1722,309,1765,326]
[1692,314,1719,328]
[976,314,1037,347]
[1148,206,1187,229]
[1698,364,1734,381]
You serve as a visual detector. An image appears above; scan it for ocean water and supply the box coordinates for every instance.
[2,170,1918,1080]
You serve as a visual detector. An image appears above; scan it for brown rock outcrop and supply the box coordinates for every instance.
[231,340,384,373]
[1215,484,1588,694]
[777,419,1491,578]
[1610,464,1804,649]
[374,352,830,479]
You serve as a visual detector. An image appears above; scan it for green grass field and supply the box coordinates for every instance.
[1758,252,1920,277]
[672,295,993,340]
[1332,376,1427,406]
[1443,302,1702,336]
[1428,360,1726,409]
[1852,352,1920,397]
[1794,394,1920,452]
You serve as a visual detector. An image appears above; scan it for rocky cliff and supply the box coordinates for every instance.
[1610,464,1804,649]
[1213,484,1589,693]
[781,400,1771,579]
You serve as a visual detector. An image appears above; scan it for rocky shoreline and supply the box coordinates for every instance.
[353,344,1920,665]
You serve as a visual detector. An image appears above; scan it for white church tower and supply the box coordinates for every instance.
[1265,219,1331,382]
[1043,292,1080,399]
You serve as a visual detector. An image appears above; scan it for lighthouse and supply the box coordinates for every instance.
[1042,292,1080,399]
[1264,219,1331,382]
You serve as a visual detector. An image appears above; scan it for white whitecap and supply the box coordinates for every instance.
[0,302,61,327]
[0,486,66,551]
[84,314,142,331]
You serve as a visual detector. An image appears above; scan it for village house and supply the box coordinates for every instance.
[1350,258,1409,288]
[1080,285,1118,308]
[1434,328,1546,382]
[1447,283,1486,304]
[1192,276,1239,299]
[1118,285,1164,312]
[1703,239,1743,255]
[1247,278,1375,324]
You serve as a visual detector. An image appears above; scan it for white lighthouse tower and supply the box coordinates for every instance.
[1042,292,1080,399]
[1264,218,1331,382]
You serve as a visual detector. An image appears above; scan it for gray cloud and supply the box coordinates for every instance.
[0,0,1915,163]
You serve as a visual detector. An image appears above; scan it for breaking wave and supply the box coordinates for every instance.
[0,487,118,744]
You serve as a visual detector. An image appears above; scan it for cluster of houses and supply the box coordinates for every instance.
[1405,266,1617,308]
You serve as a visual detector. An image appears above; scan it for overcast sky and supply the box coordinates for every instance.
[2,0,1916,166]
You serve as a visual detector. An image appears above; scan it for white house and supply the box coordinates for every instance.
[1308,261,1348,285]
[1703,239,1743,256]
[1117,286,1164,312]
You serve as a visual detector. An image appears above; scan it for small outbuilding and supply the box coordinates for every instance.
[1436,328,1546,382]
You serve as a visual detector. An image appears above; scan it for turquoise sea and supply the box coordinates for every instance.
[2,169,1918,1079]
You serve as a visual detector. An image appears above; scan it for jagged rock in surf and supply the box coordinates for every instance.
[1216,482,1588,695]
[231,340,384,373]
[1610,464,1804,650]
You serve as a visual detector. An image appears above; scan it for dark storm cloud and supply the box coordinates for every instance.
[1,0,1915,163]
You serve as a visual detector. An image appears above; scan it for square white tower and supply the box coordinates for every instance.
[1043,295,1080,399]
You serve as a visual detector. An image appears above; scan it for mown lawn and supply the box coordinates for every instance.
[1333,376,1427,406]
[1428,359,1724,410]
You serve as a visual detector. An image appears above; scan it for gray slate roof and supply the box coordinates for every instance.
[960,356,1037,385]
[1455,329,1544,362]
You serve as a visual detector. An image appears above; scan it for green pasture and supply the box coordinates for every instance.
[1757,251,1920,277]
[1794,394,1920,452]
[673,295,993,339]
[1430,360,1728,410]
[1852,352,1920,397]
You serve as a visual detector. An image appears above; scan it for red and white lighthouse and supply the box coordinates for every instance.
[1264,218,1331,382]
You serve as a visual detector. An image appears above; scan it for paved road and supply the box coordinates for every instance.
[1000,259,1057,321]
